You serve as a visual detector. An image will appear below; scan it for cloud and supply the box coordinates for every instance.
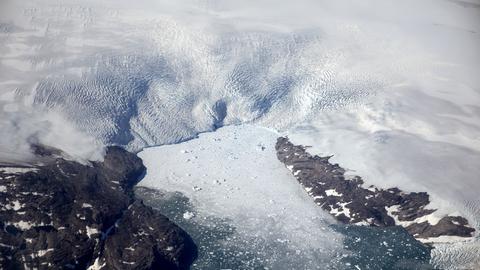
[0,95,104,164]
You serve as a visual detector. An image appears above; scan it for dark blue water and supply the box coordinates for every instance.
[332,225,435,270]
[136,187,436,270]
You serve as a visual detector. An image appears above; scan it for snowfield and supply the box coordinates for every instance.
[1,0,480,268]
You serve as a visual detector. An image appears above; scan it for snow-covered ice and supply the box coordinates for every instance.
[2,0,477,165]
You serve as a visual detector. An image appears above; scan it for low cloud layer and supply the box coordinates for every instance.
[0,95,104,164]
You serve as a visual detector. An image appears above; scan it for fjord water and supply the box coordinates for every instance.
[137,125,434,269]
[136,188,434,270]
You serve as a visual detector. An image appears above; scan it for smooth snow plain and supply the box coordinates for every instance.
[1,0,480,268]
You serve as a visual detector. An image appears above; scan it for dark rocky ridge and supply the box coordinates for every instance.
[0,146,197,269]
[275,137,475,240]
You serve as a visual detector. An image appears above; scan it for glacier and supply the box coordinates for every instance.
[1,0,480,268]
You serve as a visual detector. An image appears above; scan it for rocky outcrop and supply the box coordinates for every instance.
[103,201,196,270]
[0,146,197,270]
[275,137,475,241]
